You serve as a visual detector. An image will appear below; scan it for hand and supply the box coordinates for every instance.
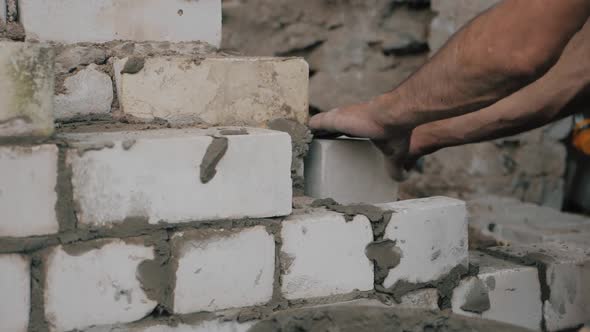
[308,94,415,181]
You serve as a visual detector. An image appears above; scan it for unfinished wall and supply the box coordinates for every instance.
[223,0,571,209]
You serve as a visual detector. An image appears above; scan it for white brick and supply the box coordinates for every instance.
[281,209,374,299]
[54,64,113,120]
[451,252,542,330]
[114,56,308,126]
[172,226,275,313]
[0,41,54,138]
[0,254,30,332]
[60,127,292,226]
[377,197,468,288]
[468,196,590,245]
[19,0,221,46]
[0,144,59,237]
[44,239,157,332]
[488,243,590,331]
[304,138,398,204]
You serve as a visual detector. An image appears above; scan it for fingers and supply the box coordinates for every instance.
[308,108,343,133]
[372,139,410,181]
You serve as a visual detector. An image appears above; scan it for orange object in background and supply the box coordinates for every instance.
[573,118,590,155]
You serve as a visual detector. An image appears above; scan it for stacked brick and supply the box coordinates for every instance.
[1,1,589,332]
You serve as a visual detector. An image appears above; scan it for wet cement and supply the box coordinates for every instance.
[460,278,491,314]
[247,306,531,332]
[200,136,228,184]
[379,264,474,309]
[311,198,392,239]
[365,240,402,285]
[120,56,145,74]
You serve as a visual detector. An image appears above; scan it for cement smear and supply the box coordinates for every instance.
[247,306,531,332]
[365,239,402,285]
[379,264,474,308]
[460,278,491,314]
[200,136,228,184]
[120,56,145,74]
[311,198,392,239]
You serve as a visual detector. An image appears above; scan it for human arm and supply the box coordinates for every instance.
[409,19,590,160]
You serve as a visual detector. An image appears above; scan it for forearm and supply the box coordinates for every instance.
[385,0,590,128]
[410,62,590,157]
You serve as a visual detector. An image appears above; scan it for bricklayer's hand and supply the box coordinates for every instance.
[308,95,415,181]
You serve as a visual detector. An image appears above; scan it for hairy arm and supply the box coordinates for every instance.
[389,0,590,126]
[409,19,590,158]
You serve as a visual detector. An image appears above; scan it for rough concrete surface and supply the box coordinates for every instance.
[248,306,531,332]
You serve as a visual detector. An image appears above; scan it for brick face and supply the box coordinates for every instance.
[172,226,275,313]
[377,197,468,288]
[43,239,157,332]
[114,56,309,126]
[304,138,399,204]
[0,144,59,237]
[488,243,590,331]
[451,252,542,330]
[0,42,54,138]
[18,0,222,45]
[61,127,292,227]
[0,254,30,332]
[281,209,374,299]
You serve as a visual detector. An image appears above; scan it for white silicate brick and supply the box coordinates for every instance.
[172,226,275,314]
[488,243,590,331]
[43,239,157,332]
[114,56,308,126]
[304,138,398,204]
[0,41,54,138]
[60,127,292,227]
[281,209,374,299]
[0,144,59,237]
[451,252,542,330]
[0,254,30,332]
[18,0,221,46]
[377,197,468,288]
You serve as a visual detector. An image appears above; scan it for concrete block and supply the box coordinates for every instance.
[172,226,275,313]
[451,252,542,330]
[377,197,468,288]
[18,0,221,46]
[54,64,113,120]
[60,127,292,226]
[0,144,59,237]
[43,239,158,332]
[0,41,54,138]
[281,209,374,299]
[304,138,398,204]
[114,56,308,126]
[0,254,30,332]
[488,243,590,331]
